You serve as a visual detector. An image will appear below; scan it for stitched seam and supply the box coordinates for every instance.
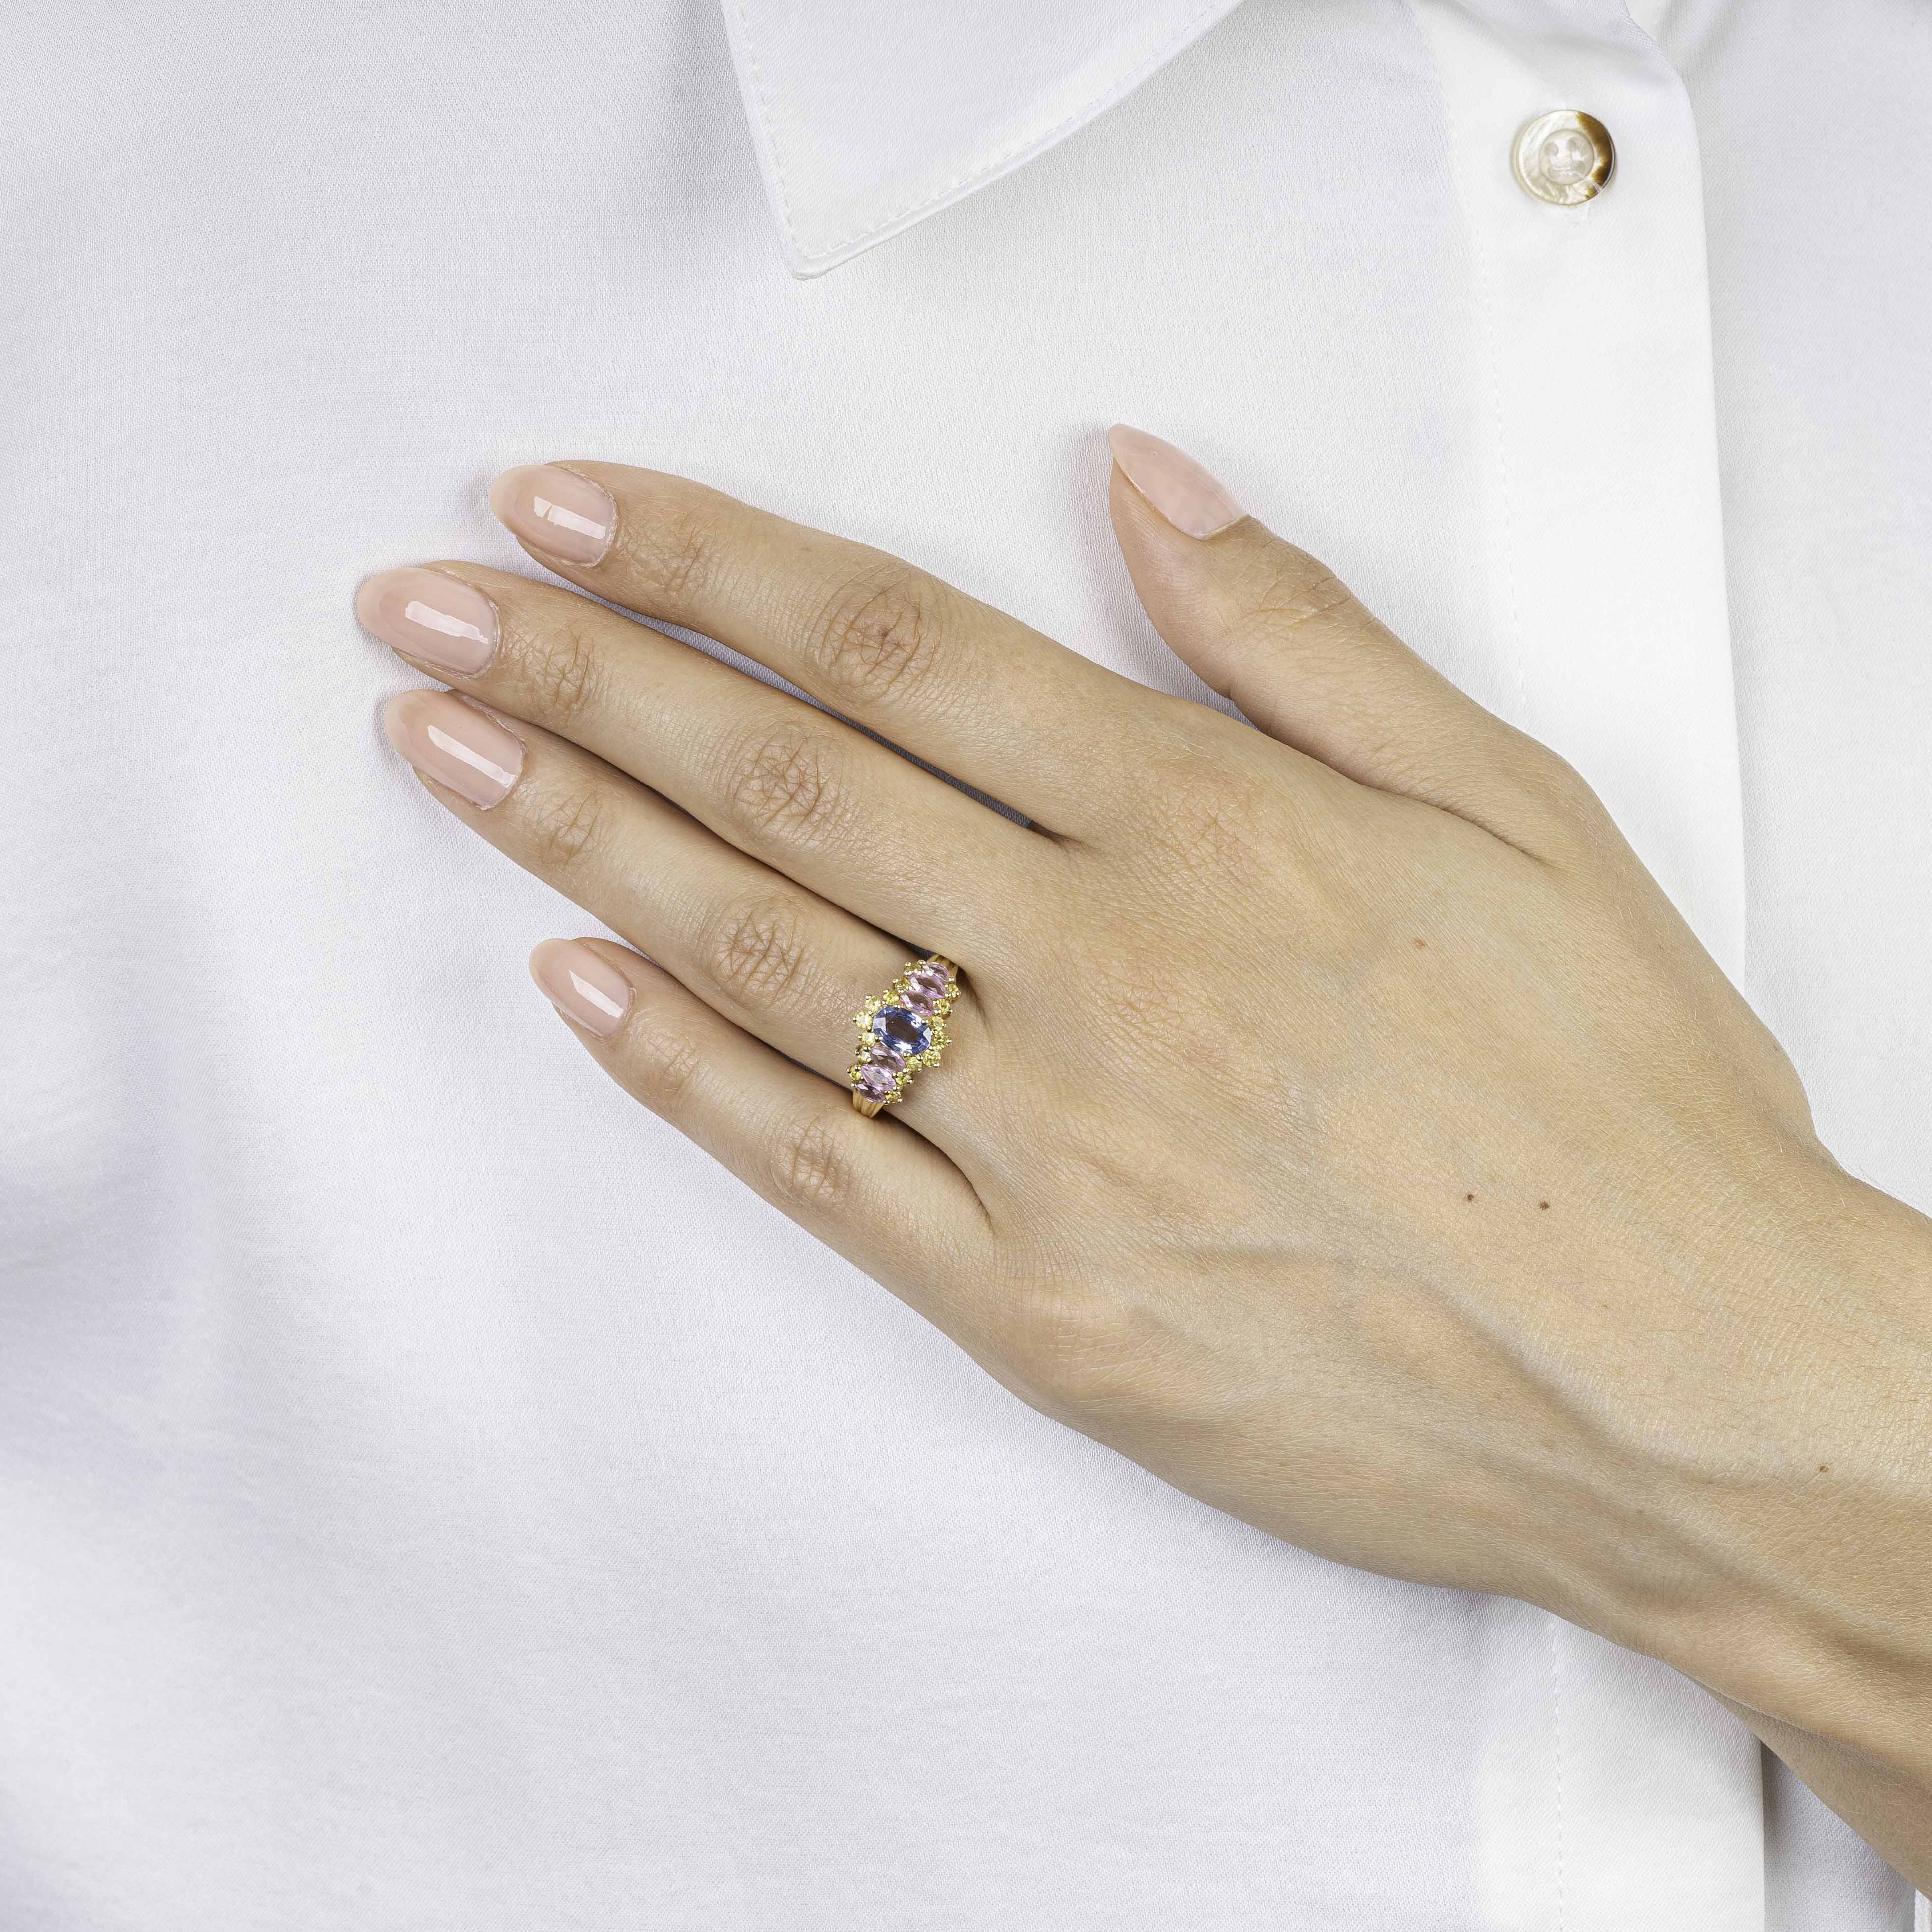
[1404,0,1530,737]
[1404,6,1556,1917]
[1630,13,1754,989]
[728,0,804,247]
[736,0,1237,267]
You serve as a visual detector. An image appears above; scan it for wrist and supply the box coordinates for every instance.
[1618,1151,1932,1776]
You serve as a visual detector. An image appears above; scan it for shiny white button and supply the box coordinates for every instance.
[1512,109,1615,205]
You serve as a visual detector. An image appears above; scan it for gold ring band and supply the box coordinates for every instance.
[848,955,961,1116]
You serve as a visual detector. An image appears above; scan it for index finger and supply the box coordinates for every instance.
[486,460,1162,832]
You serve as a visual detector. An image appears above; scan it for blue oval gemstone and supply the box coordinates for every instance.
[872,1006,930,1059]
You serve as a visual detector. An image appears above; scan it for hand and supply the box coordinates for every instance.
[356,429,1932,1877]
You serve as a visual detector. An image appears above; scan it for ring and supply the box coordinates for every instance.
[849,954,962,1116]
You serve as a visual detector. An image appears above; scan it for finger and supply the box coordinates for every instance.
[380,687,994,1157]
[480,459,1166,831]
[358,565,1053,966]
[1106,424,1581,854]
[529,938,997,1303]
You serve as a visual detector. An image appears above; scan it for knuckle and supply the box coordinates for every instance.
[1149,791,1252,881]
[803,562,945,709]
[522,782,611,876]
[722,722,852,853]
[625,1024,705,1115]
[608,486,720,613]
[1509,739,1615,848]
[524,615,607,728]
[1135,749,1271,888]
[768,1105,854,1215]
[1226,551,1359,646]
[701,894,813,1015]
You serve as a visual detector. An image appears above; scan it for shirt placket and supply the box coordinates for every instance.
[1401,1,1763,1927]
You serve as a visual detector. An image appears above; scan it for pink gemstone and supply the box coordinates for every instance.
[904,984,943,1016]
[864,1042,904,1069]
[854,1064,898,1102]
[908,967,950,1001]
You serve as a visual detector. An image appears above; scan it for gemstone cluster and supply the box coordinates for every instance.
[848,955,959,1111]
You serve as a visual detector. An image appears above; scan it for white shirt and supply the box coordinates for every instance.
[2,1,1927,1926]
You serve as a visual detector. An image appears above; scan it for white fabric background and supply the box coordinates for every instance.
[0,0,1925,1925]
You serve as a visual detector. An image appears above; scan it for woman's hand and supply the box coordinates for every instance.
[356,430,1932,1877]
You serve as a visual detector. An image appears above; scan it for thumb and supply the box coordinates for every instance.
[1106,424,1569,848]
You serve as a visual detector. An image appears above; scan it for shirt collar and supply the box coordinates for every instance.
[718,0,1247,277]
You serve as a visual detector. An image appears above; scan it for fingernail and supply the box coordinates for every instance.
[489,463,617,566]
[382,689,524,808]
[1106,424,1243,538]
[356,567,498,675]
[531,938,634,1038]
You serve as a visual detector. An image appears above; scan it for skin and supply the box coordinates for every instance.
[362,451,1932,1886]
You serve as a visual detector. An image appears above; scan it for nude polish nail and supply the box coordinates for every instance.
[1106,424,1244,538]
[382,689,524,808]
[356,568,498,675]
[530,939,633,1037]
[488,463,617,565]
